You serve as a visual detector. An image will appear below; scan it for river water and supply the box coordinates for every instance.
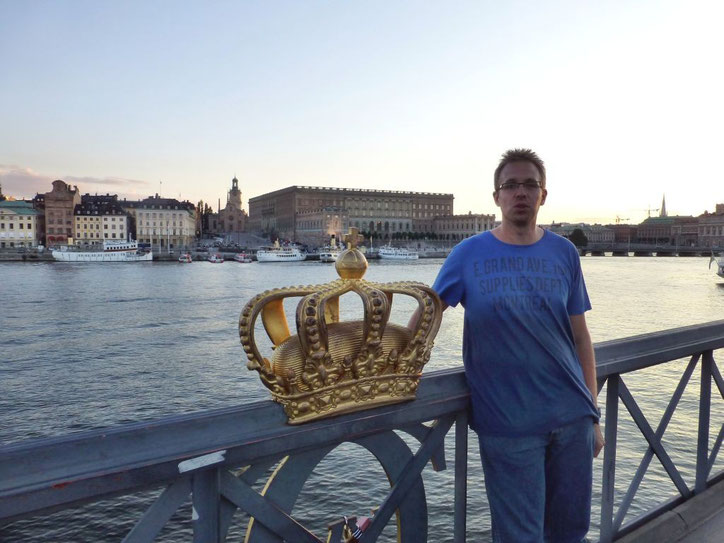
[1,256,723,542]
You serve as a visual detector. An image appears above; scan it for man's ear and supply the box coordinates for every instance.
[493,190,500,206]
[540,188,548,206]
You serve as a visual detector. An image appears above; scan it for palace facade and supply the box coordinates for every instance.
[248,186,458,245]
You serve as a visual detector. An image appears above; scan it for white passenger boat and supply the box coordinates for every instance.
[178,253,193,263]
[207,253,224,263]
[710,254,724,278]
[318,235,341,263]
[52,240,153,262]
[256,241,307,262]
[234,252,253,263]
[378,245,419,260]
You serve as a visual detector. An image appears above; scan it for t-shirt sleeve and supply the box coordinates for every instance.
[432,243,465,307]
[567,249,592,315]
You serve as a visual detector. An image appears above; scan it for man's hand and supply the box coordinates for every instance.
[593,423,605,458]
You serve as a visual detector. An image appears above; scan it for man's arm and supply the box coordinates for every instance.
[570,312,605,457]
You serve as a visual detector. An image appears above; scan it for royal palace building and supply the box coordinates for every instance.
[248,186,457,246]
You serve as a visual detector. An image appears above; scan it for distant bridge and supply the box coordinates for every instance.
[580,243,721,257]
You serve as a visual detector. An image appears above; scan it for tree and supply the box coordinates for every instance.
[569,228,588,247]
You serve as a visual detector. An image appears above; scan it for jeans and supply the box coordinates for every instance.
[478,417,595,543]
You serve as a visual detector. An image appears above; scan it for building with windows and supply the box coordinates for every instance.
[248,186,455,242]
[433,212,495,242]
[295,206,349,247]
[44,180,81,247]
[0,201,41,248]
[698,204,724,249]
[122,195,196,252]
[74,194,130,246]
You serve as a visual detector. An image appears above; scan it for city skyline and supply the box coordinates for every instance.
[2,1,723,224]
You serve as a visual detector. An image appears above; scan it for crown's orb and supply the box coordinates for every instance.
[335,248,368,279]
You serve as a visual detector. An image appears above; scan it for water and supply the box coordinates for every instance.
[1,257,723,542]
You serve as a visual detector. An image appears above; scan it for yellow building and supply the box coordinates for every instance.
[74,195,130,246]
[0,201,41,248]
[122,195,196,252]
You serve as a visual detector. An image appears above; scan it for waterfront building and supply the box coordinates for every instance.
[122,195,196,252]
[609,224,638,245]
[637,215,698,246]
[74,194,130,247]
[0,200,41,248]
[698,204,724,248]
[43,180,81,247]
[295,206,349,247]
[206,176,248,237]
[432,212,495,241]
[248,185,454,242]
[670,216,700,247]
[543,223,614,243]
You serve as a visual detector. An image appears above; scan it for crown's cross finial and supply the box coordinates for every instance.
[344,227,364,249]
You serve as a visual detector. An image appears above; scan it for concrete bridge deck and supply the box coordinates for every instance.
[618,478,724,542]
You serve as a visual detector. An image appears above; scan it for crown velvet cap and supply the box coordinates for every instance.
[239,228,444,424]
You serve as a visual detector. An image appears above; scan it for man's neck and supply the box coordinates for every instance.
[492,221,543,245]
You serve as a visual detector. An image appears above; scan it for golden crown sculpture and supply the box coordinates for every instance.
[239,228,443,424]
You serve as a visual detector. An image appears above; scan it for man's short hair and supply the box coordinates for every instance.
[494,148,546,190]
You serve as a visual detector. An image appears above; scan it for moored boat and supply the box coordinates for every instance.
[52,240,152,262]
[256,241,307,262]
[178,253,193,263]
[378,245,419,260]
[234,253,253,263]
[207,253,224,263]
[318,235,340,263]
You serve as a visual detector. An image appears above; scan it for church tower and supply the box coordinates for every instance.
[660,194,667,217]
[228,176,242,211]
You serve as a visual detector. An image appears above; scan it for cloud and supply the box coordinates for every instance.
[0,165,152,200]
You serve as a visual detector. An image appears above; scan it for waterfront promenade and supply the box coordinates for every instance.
[1,320,723,542]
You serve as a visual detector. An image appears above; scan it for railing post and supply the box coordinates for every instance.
[454,410,468,543]
[696,350,713,494]
[599,375,619,543]
[193,468,221,543]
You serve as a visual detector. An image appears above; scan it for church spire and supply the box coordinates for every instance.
[660,194,667,217]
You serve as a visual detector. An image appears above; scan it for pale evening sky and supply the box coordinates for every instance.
[1,0,722,224]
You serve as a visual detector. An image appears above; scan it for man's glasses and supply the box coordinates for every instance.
[497,181,542,192]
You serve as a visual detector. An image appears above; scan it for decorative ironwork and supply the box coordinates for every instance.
[1,321,723,542]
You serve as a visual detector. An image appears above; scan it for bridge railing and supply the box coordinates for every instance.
[1,321,723,542]
[596,320,724,542]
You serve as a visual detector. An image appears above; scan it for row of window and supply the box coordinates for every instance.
[700,226,724,235]
[0,215,34,220]
[0,223,32,229]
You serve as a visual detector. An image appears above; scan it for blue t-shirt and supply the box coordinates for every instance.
[432,230,598,436]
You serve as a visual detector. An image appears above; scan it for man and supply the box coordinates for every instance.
[431,149,604,542]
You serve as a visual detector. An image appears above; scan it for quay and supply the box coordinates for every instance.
[1,321,723,542]
[580,243,720,257]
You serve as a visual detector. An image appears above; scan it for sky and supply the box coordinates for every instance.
[1,0,723,224]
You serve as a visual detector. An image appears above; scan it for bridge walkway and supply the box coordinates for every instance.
[616,478,724,543]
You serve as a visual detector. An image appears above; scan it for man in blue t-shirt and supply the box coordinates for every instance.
[431,149,604,543]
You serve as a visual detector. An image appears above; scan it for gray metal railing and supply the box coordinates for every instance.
[1,321,723,542]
